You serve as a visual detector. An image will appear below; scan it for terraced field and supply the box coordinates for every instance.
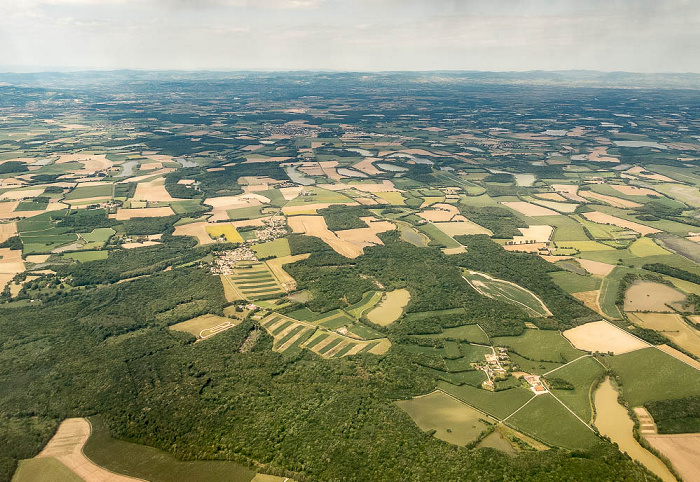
[260,313,391,358]
[224,261,286,300]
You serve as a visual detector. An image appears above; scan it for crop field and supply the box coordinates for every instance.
[12,458,83,482]
[492,329,584,363]
[415,222,462,248]
[346,290,383,318]
[606,347,700,406]
[463,270,551,317]
[224,261,285,300]
[624,280,686,312]
[260,313,390,358]
[366,289,410,325]
[549,271,601,294]
[63,250,108,262]
[627,312,700,358]
[563,321,650,355]
[63,183,113,200]
[645,433,700,482]
[396,391,495,446]
[205,223,244,243]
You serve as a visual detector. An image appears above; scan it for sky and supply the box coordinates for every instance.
[1,0,699,72]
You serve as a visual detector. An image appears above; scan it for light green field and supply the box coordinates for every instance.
[549,271,601,294]
[560,240,616,252]
[169,200,204,214]
[396,391,494,446]
[286,186,354,206]
[492,329,584,363]
[598,267,632,319]
[346,290,383,319]
[628,237,670,257]
[416,324,490,345]
[373,191,405,205]
[63,184,113,200]
[83,417,256,482]
[463,270,550,317]
[606,347,700,406]
[416,223,461,248]
[438,381,534,420]
[252,238,291,258]
[63,250,108,262]
[505,394,598,450]
[12,457,83,482]
[545,355,605,422]
[227,261,285,300]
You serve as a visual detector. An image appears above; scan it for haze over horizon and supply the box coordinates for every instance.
[1,0,699,73]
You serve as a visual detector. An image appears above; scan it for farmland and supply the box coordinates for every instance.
[2,72,700,481]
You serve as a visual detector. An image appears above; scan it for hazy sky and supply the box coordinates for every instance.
[1,0,698,72]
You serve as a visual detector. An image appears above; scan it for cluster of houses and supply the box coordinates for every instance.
[210,246,257,275]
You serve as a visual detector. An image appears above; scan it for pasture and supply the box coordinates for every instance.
[417,324,490,344]
[252,238,291,258]
[606,347,700,406]
[545,355,604,422]
[492,329,584,363]
[624,280,686,312]
[396,391,494,446]
[437,381,534,420]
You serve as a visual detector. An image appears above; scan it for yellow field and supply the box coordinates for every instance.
[205,224,244,243]
[373,191,405,205]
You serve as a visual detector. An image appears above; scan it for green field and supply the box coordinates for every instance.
[492,329,584,363]
[252,238,291,258]
[396,391,494,446]
[606,348,700,406]
[12,458,83,482]
[597,267,632,319]
[63,184,113,200]
[83,417,256,482]
[225,261,285,300]
[416,324,490,344]
[63,250,109,262]
[505,394,599,450]
[346,291,383,318]
[549,271,601,294]
[545,356,605,422]
[463,270,550,317]
[416,222,461,248]
[438,381,534,420]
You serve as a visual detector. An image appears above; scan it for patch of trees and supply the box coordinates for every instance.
[544,377,574,390]
[483,173,514,184]
[0,236,22,250]
[165,163,288,199]
[456,205,526,238]
[318,205,372,231]
[642,263,700,285]
[57,209,114,229]
[645,396,700,434]
[0,161,28,174]
[121,215,180,236]
[57,236,207,285]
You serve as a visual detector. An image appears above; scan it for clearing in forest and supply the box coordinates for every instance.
[462,270,551,317]
[366,289,411,325]
[396,391,496,446]
[169,314,241,340]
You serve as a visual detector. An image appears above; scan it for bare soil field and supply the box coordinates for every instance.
[588,146,620,163]
[36,417,140,481]
[501,201,558,216]
[625,166,675,182]
[288,215,364,257]
[279,186,303,200]
[204,194,268,222]
[335,217,395,251]
[318,160,342,180]
[535,192,568,202]
[563,321,650,354]
[1,188,45,200]
[511,225,553,244]
[576,258,615,276]
[552,184,587,203]
[610,185,659,196]
[121,241,161,249]
[352,157,383,175]
[594,379,675,482]
[111,206,175,220]
[572,290,604,316]
[624,281,686,312]
[583,211,660,236]
[173,222,214,245]
[627,312,700,358]
[57,153,113,176]
[434,220,491,236]
[367,289,411,325]
[132,177,177,202]
[418,203,460,222]
[265,253,310,291]
[0,221,17,243]
[580,191,642,208]
[645,433,700,482]
[530,199,579,213]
